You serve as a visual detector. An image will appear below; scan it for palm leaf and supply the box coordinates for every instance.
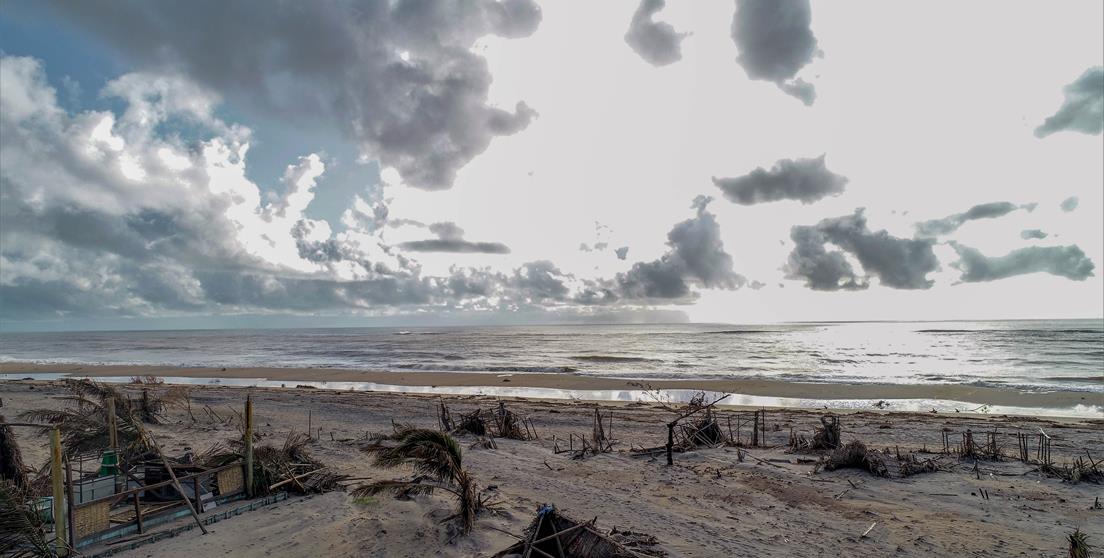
[0,481,51,557]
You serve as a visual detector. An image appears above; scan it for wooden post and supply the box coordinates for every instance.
[244,396,254,497]
[307,409,312,441]
[665,423,675,466]
[193,476,202,512]
[106,398,118,451]
[133,493,144,534]
[50,427,68,556]
[64,455,76,551]
[752,412,759,447]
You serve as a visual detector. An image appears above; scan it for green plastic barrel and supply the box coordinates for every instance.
[99,450,119,476]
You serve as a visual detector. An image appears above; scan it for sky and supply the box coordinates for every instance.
[0,0,1102,332]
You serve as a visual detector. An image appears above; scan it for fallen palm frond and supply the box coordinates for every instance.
[354,427,481,535]
[0,480,51,558]
[204,430,339,495]
[0,416,28,489]
[19,379,151,458]
[493,504,667,558]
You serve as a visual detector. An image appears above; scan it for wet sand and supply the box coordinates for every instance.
[2,361,1101,413]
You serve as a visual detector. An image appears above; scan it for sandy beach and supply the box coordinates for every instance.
[2,378,1102,557]
[2,362,1101,413]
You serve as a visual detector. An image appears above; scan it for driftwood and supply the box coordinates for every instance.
[819,440,943,479]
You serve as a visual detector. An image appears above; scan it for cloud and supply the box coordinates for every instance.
[45,0,543,190]
[1035,67,1104,138]
[397,220,511,254]
[786,209,939,290]
[1020,229,1048,240]
[615,246,630,260]
[913,201,1029,238]
[428,221,465,241]
[730,0,820,105]
[1060,196,1080,212]
[625,0,688,67]
[398,239,511,254]
[7,57,760,324]
[614,196,747,301]
[951,243,1095,282]
[712,155,846,205]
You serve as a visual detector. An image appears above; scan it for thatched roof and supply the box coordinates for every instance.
[494,504,659,558]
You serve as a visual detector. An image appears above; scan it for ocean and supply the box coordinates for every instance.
[1,320,1101,394]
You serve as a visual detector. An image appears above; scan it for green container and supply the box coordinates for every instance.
[99,450,119,476]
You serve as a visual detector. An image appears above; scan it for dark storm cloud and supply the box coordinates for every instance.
[1060,196,1080,212]
[615,246,630,260]
[913,201,1026,238]
[1035,67,1104,138]
[730,0,819,105]
[625,0,688,67]
[44,0,543,190]
[786,209,939,291]
[951,243,1095,282]
[712,155,846,205]
[1020,229,1048,240]
[615,196,746,301]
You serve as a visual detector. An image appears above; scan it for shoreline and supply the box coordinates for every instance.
[2,361,1101,416]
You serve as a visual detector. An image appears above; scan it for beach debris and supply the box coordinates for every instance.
[1068,528,1092,558]
[789,415,841,452]
[0,480,52,558]
[941,428,1003,460]
[437,402,538,441]
[206,430,343,495]
[0,416,28,489]
[553,408,616,460]
[492,504,667,558]
[819,440,942,479]
[1037,453,1103,485]
[628,391,736,465]
[354,427,485,536]
[861,522,877,539]
[20,379,157,458]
